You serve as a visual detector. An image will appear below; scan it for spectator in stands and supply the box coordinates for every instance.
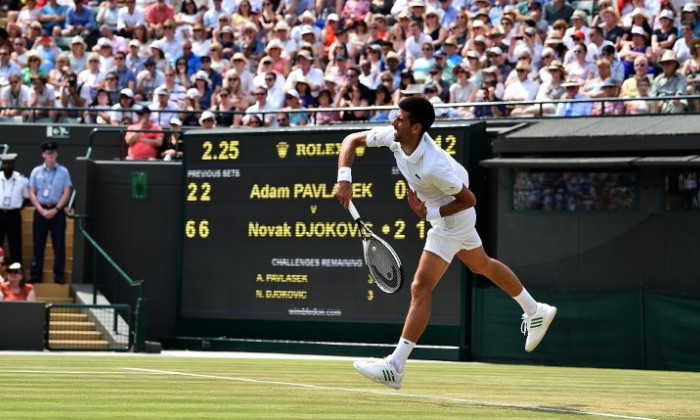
[210,87,236,127]
[556,78,592,116]
[97,0,120,35]
[620,56,651,98]
[275,111,292,127]
[427,63,450,103]
[471,77,505,119]
[149,86,180,127]
[136,57,164,102]
[652,50,687,113]
[294,76,315,108]
[186,24,210,58]
[0,256,9,282]
[0,263,35,301]
[338,82,370,121]
[117,0,144,39]
[125,107,164,160]
[599,8,625,50]
[112,51,136,92]
[286,49,324,95]
[38,0,67,37]
[125,40,144,75]
[240,22,265,62]
[198,110,217,129]
[191,70,214,110]
[26,75,56,121]
[282,89,309,126]
[208,43,229,74]
[405,20,432,70]
[110,88,140,125]
[620,26,653,79]
[28,141,72,284]
[47,53,71,90]
[159,67,187,105]
[582,58,615,98]
[529,59,567,116]
[505,61,540,115]
[145,0,175,39]
[673,20,697,68]
[311,88,339,125]
[487,46,512,83]
[98,25,127,56]
[33,36,59,74]
[20,51,46,86]
[241,110,264,127]
[162,117,183,161]
[180,88,201,126]
[78,53,106,95]
[202,0,225,37]
[565,44,595,83]
[173,56,191,89]
[625,76,658,113]
[95,39,116,74]
[57,75,90,122]
[199,55,222,90]
[0,45,20,85]
[680,3,700,39]
[448,62,474,104]
[67,36,88,74]
[543,0,573,25]
[16,0,40,37]
[411,41,435,83]
[0,154,28,265]
[682,39,700,112]
[62,0,95,38]
[223,67,252,110]
[246,85,276,127]
[10,37,28,70]
[83,88,113,124]
[591,77,625,115]
[1,73,30,118]
[175,0,202,40]
[652,10,678,59]
[131,24,151,58]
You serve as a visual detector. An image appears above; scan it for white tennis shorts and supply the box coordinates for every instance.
[424,208,482,263]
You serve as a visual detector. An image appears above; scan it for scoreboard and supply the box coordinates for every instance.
[180,126,478,341]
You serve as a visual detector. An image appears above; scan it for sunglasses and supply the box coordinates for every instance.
[202,118,214,122]
[254,92,266,96]
[265,77,274,81]
[7,269,21,274]
[106,77,117,80]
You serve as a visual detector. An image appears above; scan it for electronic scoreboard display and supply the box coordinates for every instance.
[180,127,468,328]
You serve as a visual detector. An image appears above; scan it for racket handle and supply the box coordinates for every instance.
[348,200,361,221]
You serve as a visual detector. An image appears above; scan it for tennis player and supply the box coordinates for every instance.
[336,97,557,390]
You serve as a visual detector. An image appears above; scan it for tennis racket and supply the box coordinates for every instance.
[348,200,404,294]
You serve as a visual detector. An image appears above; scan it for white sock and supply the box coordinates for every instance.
[513,289,539,316]
[390,337,415,373]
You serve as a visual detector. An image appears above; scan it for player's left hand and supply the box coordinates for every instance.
[407,188,427,219]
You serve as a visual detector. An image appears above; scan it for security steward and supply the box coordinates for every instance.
[28,141,72,284]
[0,153,29,264]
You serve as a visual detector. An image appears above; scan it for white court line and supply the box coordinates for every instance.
[122,367,660,420]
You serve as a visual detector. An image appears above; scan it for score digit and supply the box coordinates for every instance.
[185,219,210,239]
[201,140,240,161]
[394,179,407,200]
[187,182,212,202]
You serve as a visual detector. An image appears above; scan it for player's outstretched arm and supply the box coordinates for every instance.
[336,130,370,209]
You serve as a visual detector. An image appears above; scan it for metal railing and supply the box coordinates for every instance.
[65,189,147,352]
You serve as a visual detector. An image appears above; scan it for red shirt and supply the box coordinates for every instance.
[0,282,34,301]
[126,122,163,160]
[145,3,175,25]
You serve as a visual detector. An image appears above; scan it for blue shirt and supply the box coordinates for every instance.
[39,3,68,33]
[29,163,72,205]
[66,5,95,29]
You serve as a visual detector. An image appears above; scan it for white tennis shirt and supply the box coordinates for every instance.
[366,126,469,209]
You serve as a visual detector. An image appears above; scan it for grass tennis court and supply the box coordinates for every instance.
[1,352,698,419]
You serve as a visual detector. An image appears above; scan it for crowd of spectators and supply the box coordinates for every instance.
[0,0,699,139]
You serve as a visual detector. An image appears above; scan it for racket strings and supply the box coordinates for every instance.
[363,237,402,293]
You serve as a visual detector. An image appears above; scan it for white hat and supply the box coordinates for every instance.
[683,3,697,13]
[199,110,216,124]
[327,13,339,21]
[285,88,300,99]
[301,25,315,36]
[97,38,112,48]
[120,88,134,98]
[488,46,503,55]
[71,35,87,46]
[300,10,315,21]
[187,88,200,99]
[194,70,211,86]
[630,25,646,37]
[659,9,674,20]
[128,39,140,48]
[0,153,18,161]
[274,21,290,31]
[265,39,284,52]
[154,86,169,96]
[170,117,182,125]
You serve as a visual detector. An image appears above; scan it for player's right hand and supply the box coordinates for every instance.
[336,180,352,209]
[407,188,427,219]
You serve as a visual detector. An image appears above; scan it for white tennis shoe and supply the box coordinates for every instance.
[521,302,557,352]
[353,356,404,390]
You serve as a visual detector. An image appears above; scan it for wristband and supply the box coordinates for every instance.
[337,166,352,183]
[426,206,441,222]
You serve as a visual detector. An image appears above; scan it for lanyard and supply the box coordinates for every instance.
[1,176,15,196]
[43,166,57,190]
